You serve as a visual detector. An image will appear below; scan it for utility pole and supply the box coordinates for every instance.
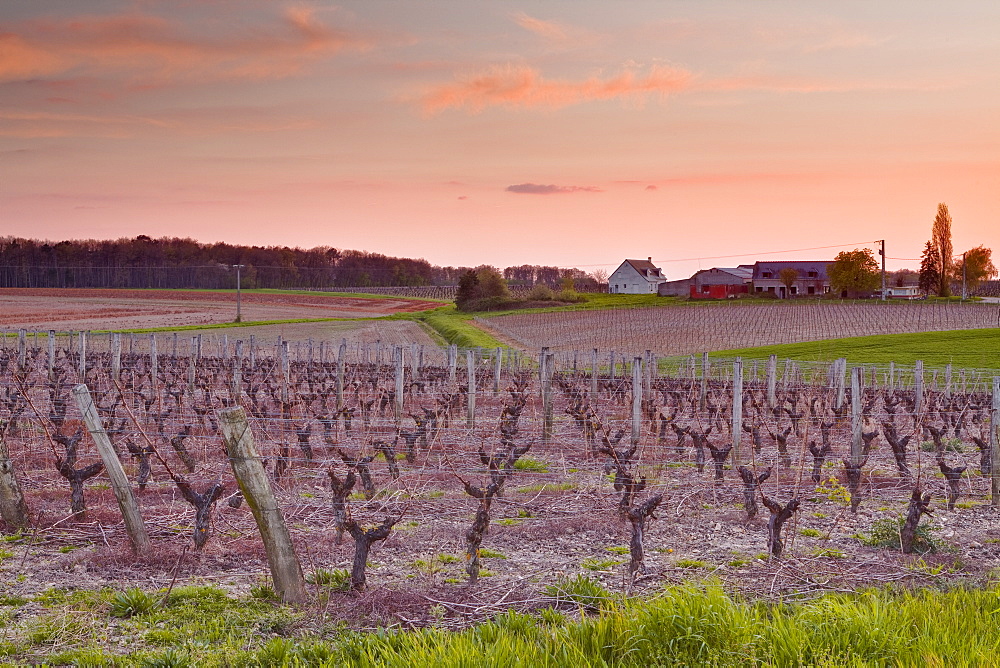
[233,264,245,322]
[877,239,886,301]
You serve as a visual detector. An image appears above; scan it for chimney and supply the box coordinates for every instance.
[648,257,652,263]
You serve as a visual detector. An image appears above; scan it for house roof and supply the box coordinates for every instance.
[752,260,831,280]
[705,266,753,280]
[615,258,664,282]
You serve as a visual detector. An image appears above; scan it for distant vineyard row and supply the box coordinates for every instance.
[478,301,1000,355]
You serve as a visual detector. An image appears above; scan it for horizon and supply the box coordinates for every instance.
[2,1,997,279]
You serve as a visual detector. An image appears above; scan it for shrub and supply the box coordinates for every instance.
[526,284,555,301]
[857,516,938,554]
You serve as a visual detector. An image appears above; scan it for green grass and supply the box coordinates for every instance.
[5,582,1000,665]
[711,327,1000,369]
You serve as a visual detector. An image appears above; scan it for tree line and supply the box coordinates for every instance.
[0,235,601,291]
[826,203,995,298]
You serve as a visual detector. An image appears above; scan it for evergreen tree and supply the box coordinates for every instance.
[918,241,940,296]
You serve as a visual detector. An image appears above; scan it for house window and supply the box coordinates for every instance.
[762,272,772,278]
[790,287,798,295]
[767,287,775,293]
[807,286,815,295]
[807,271,817,278]
[755,286,763,293]
[702,285,710,293]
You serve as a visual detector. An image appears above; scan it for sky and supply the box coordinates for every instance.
[2,1,998,278]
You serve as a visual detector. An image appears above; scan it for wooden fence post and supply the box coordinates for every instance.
[766,354,777,407]
[336,340,346,413]
[395,346,405,427]
[0,434,30,530]
[850,367,863,466]
[991,377,1000,507]
[591,348,599,399]
[466,350,476,429]
[448,345,457,389]
[47,330,55,380]
[72,384,150,551]
[78,331,87,379]
[631,356,643,447]
[700,352,709,411]
[731,357,743,465]
[493,348,503,394]
[111,332,122,382]
[218,407,307,604]
[17,330,26,372]
[914,360,924,415]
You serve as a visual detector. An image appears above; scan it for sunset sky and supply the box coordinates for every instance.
[2,1,998,278]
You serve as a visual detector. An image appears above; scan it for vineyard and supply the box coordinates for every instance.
[479,301,1000,355]
[0,328,998,643]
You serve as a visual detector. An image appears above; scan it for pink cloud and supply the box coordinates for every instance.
[0,7,372,84]
[511,12,568,41]
[421,63,694,113]
[506,183,602,194]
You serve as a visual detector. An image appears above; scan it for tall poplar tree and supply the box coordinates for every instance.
[931,203,953,297]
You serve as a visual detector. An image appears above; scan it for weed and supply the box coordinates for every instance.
[515,482,575,494]
[307,568,350,590]
[606,545,630,555]
[477,549,507,559]
[544,575,615,611]
[250,582,279,601]
[799,528,825,538]
[727,558,750,568]
[857,516,939,554]
[674,559,710,569]
[513,457,549,473]
[437,553,461,563]
[812,548,847,559]
[110,588,159,618]
[581,557,625,571]
[815,477,851,505]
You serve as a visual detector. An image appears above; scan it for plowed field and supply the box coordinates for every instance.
[0,288,438,331]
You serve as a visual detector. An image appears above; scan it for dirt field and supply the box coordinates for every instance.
[0,288,439,332]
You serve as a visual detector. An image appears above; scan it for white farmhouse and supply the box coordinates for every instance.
[609,258,666,294]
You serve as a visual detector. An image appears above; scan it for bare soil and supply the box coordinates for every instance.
[0,288,438,332]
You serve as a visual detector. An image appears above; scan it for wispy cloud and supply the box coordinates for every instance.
[506,183,602,195]
[0,6,372,85]
[512,12,569,42]
[422,63,693,113]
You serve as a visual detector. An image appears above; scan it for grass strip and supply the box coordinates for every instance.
[8,581,1000,666]
[710,327,1000,369]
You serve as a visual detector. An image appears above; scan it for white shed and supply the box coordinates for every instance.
[609,258,666,294]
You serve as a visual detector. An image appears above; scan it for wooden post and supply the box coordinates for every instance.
[78,331,87,378]
[850,366,863,466]
[591,348,599,399]
[249,335,256,367]
[834,357,846,411]
[448,345,457,389]
[17,330,26,371]
[990,377,1000,506]
[945,364,953,398]
[631,356,643,447]
[766,354,777,407]
[466,349,476,429]
[336,340,346,413]
[188,352,196,394]
[731,357,743,464]
[700,352,709,411]
[914,360,924,415]
[232,346,243,400]
[195,334,202,362]
[111,332,122,382]
[280,342,290,404]
[218,407,307,604]
[150,335,158,386]
[0,434,30,529]
[493,348,503,393]
[542,351,554,443]
[395,346,405,427]
[47,330,55,380]
[72,384,150,551]
[409,342,419,380]
[609,350,616,380]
